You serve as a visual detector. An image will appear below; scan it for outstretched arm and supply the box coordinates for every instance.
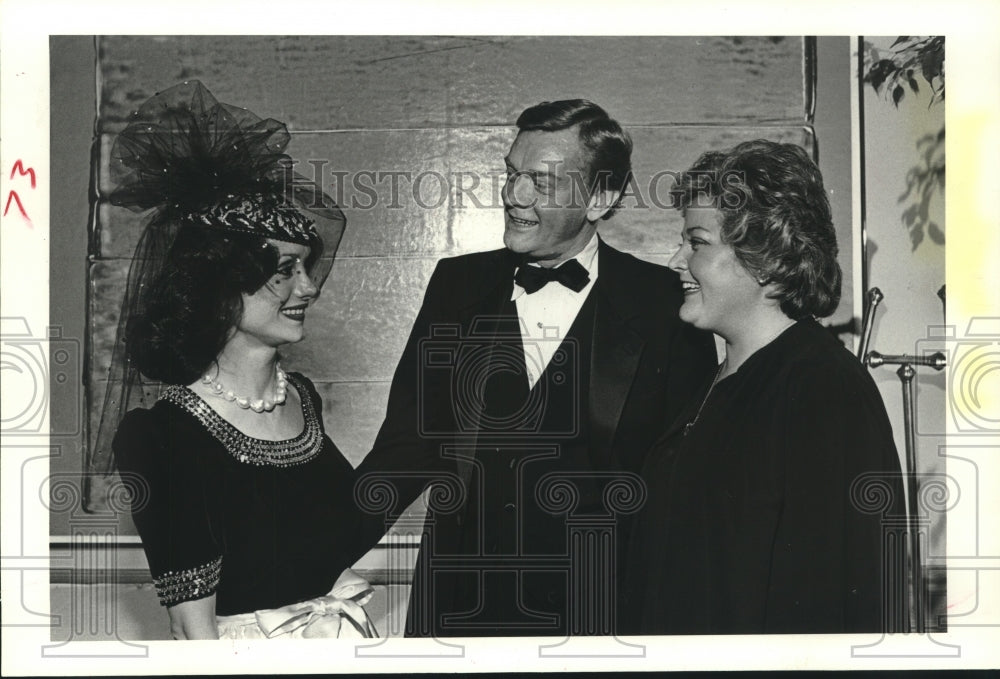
[349,259,457,558]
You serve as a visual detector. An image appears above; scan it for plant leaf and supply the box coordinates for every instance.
[893,85,905,106]
[928,221,945,245]
[891,36,910,47]
[868,59,896,92]
[918,195,930,222]
[908,77,920,94]
[921,46,944,86]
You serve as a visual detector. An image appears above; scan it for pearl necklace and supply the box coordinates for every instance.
[201,363,287,413]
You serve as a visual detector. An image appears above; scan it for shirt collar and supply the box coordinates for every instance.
[511,232,600,300]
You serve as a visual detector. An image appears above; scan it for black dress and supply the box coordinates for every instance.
[623,320,905,634]
[114,372,360,616]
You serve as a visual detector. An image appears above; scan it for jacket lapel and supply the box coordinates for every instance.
[451,244,646,461]
[588,240,646,460]
[450,251,521,484]
[454,250,519,333]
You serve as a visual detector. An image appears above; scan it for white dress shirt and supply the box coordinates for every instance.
[511,233,600,389]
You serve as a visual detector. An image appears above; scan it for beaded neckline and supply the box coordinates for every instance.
[161,373,322,467]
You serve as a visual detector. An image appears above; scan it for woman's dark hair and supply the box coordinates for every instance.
[124,223,279,385]
[673,139,842,319]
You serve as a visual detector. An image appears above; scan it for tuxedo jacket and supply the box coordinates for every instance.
[353,238,716,636]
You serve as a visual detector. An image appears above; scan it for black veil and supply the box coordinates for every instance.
[87,81,346,486]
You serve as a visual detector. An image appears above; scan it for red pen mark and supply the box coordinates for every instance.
[6,160,36,224]
[10,160,36,188]
[4,191,31,224]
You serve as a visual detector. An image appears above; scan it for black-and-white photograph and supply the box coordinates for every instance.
[2,1,998,674]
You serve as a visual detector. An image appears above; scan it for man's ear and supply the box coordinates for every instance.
[586,189,620,222]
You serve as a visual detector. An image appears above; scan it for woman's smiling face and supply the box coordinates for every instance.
[667,207,766,339]
[234,239,317,348]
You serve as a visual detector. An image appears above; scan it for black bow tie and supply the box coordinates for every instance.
[514,258,590,294]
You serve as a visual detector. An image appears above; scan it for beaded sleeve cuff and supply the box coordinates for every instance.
[152,555,223,607]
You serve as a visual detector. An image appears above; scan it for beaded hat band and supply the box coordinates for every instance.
[183,192,319,245]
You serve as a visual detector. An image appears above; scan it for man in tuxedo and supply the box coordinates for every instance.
[355,100,716,637]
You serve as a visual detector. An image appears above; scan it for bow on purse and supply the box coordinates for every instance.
[254,569,379,639]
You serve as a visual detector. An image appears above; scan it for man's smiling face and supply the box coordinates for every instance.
[501,127,600,266]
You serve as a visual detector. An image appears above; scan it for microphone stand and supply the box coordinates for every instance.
[859,287,946,633]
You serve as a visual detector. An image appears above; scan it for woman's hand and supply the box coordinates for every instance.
[167,595,219,639]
